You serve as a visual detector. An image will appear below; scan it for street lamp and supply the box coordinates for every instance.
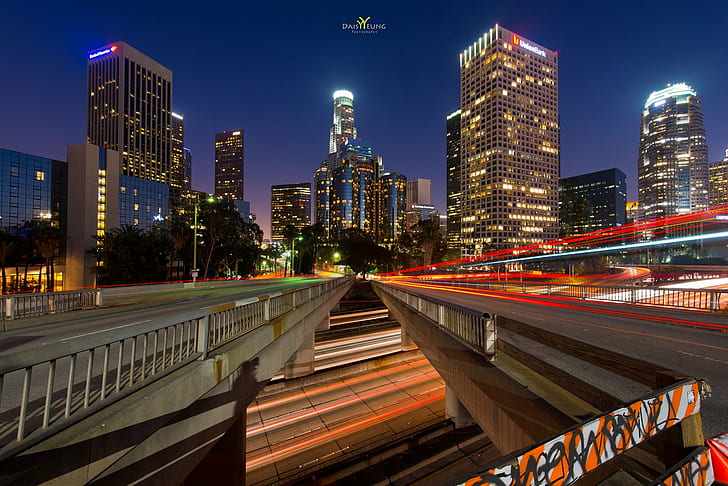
[192,195,216,284]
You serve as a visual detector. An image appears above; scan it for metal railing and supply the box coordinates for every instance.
[2,289,102,320]
[430,279,727,312]
[0,277,350,460]
[373,281,495,358]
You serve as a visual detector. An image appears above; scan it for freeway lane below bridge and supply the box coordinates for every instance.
[0,278,323,358]
[383,280,728,439]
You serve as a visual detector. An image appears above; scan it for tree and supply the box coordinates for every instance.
[165,216,191,281]
[411,219,446,267]
[0,237,15,294]
[282,225,298,276]
[33,225,65,291]
[337,228,389,278]
[93,225,171,285]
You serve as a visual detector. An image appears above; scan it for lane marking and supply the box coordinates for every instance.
[677,350,728,366]
[60,320,151,342]
[532,313,728,352]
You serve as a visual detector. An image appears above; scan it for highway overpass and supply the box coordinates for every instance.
[373,279,725,484]
[0,276,352,485]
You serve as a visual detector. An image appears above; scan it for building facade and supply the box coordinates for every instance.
[446,109,462,250]
[709,150,728,207]
[329,90,356,154]
[215,130,245,200]
[87,42,173,184]
[459,25,559,255]
[559,168,626,237]
[170,112,185,189]
[0,148,67,234]
[378,172,407,243]
[119,175,169,230]
[638,83,709,221]
[270,183,311,241]
[406,178,434,230]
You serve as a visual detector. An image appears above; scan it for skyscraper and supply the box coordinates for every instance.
[638,83,709,221]
[559,168,626,237]
[406,178,435,229]
[446,109,462,250]
[378,172,407,243]
[709,150,728,207]
[459,25,559,255]
[329,90,356,154]
[270,183,311,241]
[215,130,245,200]
[87,42,173,184]
[170,112,185,189]
[183,147,192,190]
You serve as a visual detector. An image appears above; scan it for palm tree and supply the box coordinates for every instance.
[282,225,298,276]
[33,225,64,291]
[0,238,15,294]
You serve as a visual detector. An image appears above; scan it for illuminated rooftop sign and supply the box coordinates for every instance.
[89,45,118,59]
[512,34,546,58]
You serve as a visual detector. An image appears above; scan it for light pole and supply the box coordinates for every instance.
[192,203,198,284]
[192,195,215,284]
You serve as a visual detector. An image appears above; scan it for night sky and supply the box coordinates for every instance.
[2,1,727,238]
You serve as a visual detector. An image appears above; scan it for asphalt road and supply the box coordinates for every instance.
[385,281,728,439]
[0,278,321,359]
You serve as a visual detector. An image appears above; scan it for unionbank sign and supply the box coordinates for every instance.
[342,16,387,34]
[512,34,546,58]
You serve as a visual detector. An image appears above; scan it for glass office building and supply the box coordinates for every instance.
[559,168,626,237]
[638,83,709,220]
[0,148,67,234]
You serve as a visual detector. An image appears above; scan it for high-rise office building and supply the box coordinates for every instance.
[183,147,192,190]
[329,90,356,154]
[378,172,407,244]
[314,164,331,235]
[459,25,559,255]
[559,168,626,237]
[170,112,185,189]
[709,150,728,207]
[215,130,245,200]
[406,178,434,229]
[638,83,709,221]
[270,183,311,241]
[87,42,173,184]
[626,201,639,225]
[446,109,462,250]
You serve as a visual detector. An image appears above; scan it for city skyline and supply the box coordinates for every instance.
[3,2,728,238]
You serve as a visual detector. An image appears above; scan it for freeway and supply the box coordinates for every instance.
[384,280,728,439]
[0,277,321,357]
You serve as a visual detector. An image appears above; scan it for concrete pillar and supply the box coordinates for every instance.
[185,411,245,485]
[316,315,330,331]
[446,385,474,428]
[283,329,315,379]
[400,327,418,351]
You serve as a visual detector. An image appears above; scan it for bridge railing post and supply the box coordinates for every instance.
[711,291,720,312]
[263,296,270,322]
[196,316,210,359]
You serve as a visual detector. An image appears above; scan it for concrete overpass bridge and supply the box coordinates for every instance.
[0,276,352,485]
[372,279,726,485]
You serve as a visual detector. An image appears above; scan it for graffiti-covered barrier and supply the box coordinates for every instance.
[456,379,712,486]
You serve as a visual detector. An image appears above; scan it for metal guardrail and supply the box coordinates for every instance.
[1,289,102,320]
[430,279,727,312]
[372,281,495,358]
[0,277,350,460]
[459,379,711,486]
